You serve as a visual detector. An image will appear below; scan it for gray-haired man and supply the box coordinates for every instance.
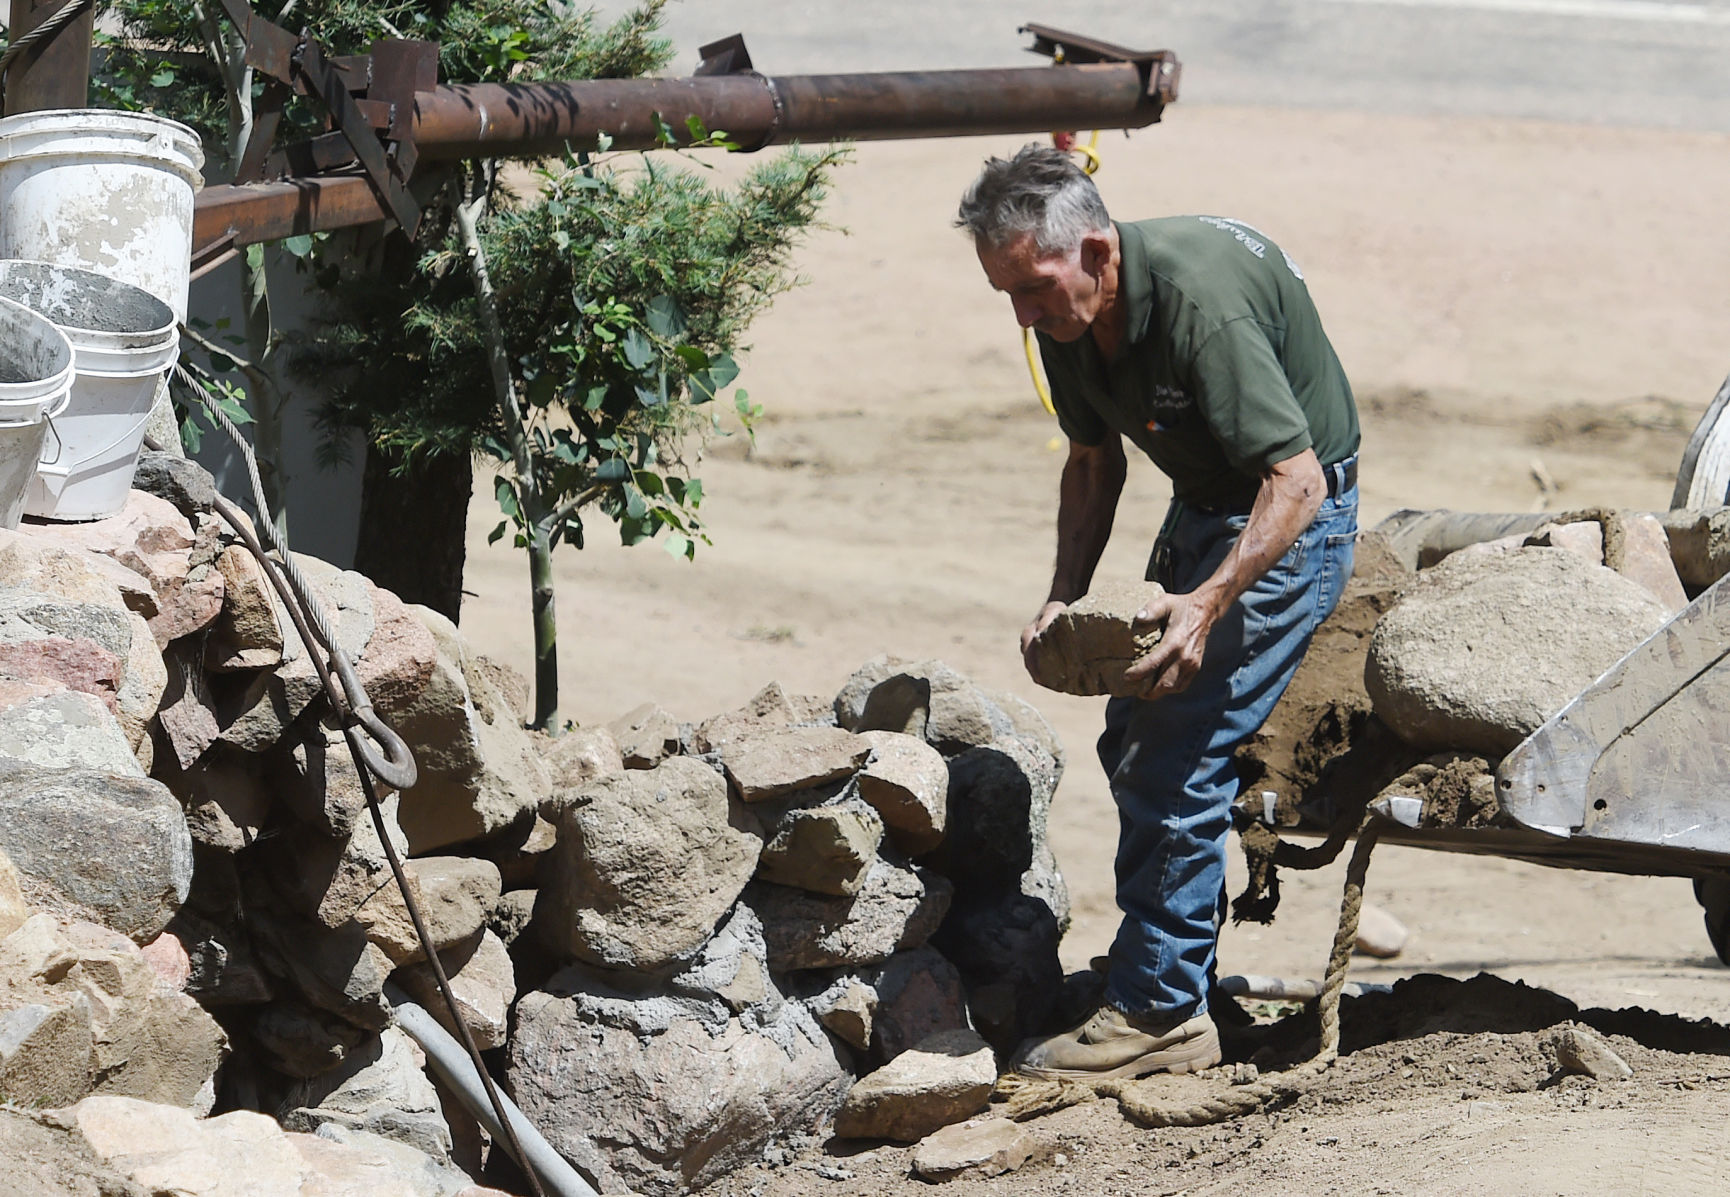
[959,144,1360,1078]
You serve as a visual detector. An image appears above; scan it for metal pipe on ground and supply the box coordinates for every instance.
[387,985,599,1197]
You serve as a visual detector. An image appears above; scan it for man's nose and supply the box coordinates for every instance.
[1011,295,1041,328]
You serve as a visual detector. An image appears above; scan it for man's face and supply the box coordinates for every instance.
[976,231,1101,342]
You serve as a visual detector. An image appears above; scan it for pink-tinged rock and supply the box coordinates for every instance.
[21,491,225,647]
[140,931,192,991]
[871,946,972,1063]
[389,606,550,854]
[1527,519,1605,562]
[156,641,221,771]
[1616,512,1689,614]
[204,542,283,671]
[0,637,123,713]
[357,585,437,715]
[1,915,225,1108]
[1353,900,1409,959]
[0,526,154,615]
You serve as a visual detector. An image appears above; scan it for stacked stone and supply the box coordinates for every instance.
[0,457,1075,1195]
[0,457,538,1193]
[505,658,1071,1193]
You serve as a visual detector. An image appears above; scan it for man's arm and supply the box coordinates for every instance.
[1123,448,1326,698]
[1020,436,1128,672]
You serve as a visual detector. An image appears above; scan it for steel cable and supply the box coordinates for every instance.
[153,369,553,1197]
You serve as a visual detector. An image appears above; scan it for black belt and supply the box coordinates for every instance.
[1182,456,1359,517]
[1324,456,1358,499]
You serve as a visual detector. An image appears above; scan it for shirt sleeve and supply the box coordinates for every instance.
[1186,317,1312,473]
[1037,334,1110,447]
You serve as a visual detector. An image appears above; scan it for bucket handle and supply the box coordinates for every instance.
[37,408,63,465]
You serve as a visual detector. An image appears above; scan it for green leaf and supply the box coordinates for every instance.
[624,486,647,520]
[494,476,521,522]
[645,295,685,339]
[634,470,665,497]
[282,234,314,258]
[595,458,629,484]
[664,533,691,558]
[620,328,655,371]
[526,373,557,408]
[673,345,709,370]
[150,69,174,88]
[684,115,709,142]
[487,521,506,545]
[688,353,740,404]
[245,244,265,272]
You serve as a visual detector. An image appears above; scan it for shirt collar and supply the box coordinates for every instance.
[1113,220,1155,353]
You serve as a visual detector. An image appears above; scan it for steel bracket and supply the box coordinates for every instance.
[215,0,433,238]
[1021,22,1180,111]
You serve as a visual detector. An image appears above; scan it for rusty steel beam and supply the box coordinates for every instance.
[194,174,400,254]
[195,58,1177,251]
[410,62,1164,159]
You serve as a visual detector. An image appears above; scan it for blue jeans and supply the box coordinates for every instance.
[1098,476,1358,1020]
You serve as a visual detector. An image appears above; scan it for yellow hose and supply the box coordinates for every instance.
[1024,326,1057,416]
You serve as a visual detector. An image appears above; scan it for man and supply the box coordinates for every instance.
[957,144,1360,1079]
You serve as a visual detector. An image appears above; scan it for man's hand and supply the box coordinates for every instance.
[1120,590,1220,699]
[1020,600,1068,678]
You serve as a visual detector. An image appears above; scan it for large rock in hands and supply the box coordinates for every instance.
[1026,581,1167,697]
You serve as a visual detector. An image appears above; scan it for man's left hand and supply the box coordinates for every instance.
[1120,590,1218,699]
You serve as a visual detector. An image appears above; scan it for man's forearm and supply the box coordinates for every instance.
[1191,450,1326,619]
[1049,439,1127,604]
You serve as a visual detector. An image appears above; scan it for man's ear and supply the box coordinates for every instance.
[1079,230,1113,279]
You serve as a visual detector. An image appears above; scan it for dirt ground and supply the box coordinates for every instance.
[457,105,1730,1193]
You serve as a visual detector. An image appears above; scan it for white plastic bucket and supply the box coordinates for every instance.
[0,295,75,529]
[0,109,204,321]
[0,260,179,521]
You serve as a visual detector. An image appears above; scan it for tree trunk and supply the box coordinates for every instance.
[353,445,472,623]
[528,527,558,730]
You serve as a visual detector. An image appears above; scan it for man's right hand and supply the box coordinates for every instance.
[1020,600,1069,677]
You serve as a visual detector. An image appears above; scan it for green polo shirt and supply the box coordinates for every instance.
[1038,217,1359,511]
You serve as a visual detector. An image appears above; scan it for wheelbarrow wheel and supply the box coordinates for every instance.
[1694,876,1730,966]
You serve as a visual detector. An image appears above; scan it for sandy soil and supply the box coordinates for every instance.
[456,105,1730,1192]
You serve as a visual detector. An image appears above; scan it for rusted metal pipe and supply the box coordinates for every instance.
[195,58,1175,251]
[409,62,1162,159]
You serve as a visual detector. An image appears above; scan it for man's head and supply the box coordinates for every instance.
[956,143,1116,342]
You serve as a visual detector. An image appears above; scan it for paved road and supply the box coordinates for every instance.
[636,0,1730,131]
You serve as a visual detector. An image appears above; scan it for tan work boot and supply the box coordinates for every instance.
[1014,1006,1221,1080]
